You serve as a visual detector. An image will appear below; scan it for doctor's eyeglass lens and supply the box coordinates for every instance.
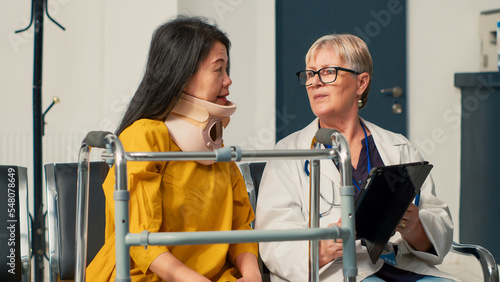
[296,67,361,86]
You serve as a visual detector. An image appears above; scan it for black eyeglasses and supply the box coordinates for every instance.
[296,67,361,86]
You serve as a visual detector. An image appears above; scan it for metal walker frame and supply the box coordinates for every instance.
[74,129,358,282]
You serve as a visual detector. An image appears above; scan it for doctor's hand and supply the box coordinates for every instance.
[319,221,343,267]
[396,203,432,252]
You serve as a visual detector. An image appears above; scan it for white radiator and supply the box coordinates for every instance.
[0,132,32,168]
[0,131,105,175]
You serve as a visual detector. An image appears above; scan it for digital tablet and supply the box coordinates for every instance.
[354,161,433,264]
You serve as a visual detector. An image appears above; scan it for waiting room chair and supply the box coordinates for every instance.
[450,242,499,282]
[239,162,266,227]
[45,162,108,281]
[238,162,499,282]
[238,162,270,280]
[0,165,31,282]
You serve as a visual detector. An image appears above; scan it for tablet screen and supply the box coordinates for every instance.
[354,161,433,264]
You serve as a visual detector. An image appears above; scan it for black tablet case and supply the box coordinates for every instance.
[354,161,433,264]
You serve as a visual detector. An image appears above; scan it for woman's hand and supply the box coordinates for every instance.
[396,203,432,252]
[235,268,262,282]
[319,221,343,267]
[236,273,262,282]
[149,252,210,282]
[234,252,262,282]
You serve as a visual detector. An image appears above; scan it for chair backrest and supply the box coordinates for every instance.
[248,162,266,196]
[45,162,107,281]
[0,165,30,282]
[238,162,270,280]
[239,162,266,214]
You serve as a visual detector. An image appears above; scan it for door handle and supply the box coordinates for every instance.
[392,101,403,115]
[381,86,403,98]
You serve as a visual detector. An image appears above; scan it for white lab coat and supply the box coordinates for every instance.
[255,118,456,281]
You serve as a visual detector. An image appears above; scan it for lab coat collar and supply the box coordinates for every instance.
[298,117,406,186]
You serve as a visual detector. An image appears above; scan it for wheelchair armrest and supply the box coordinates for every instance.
[451,241,499,282]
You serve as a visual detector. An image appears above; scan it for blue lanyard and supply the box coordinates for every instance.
[352,122,370,191]
[304,122,371,192]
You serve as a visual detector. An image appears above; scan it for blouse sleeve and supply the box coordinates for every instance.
[104,120,171,274]
[227,162,259,263]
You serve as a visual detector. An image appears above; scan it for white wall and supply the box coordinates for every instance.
[407,0,500,241]
[177,0,276,150]
[1,0,275,165]
[1,0,34,165]
[1,0,178,175]
[2,0,500,246]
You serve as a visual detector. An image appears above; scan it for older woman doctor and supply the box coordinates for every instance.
[255,34,456,281]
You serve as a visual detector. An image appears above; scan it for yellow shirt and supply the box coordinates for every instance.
[86,119,258,281]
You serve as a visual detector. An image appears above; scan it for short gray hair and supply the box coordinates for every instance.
[305,34,373,108]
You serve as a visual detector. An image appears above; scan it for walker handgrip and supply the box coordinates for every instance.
[315,128,339,146]
[85,131,113,148]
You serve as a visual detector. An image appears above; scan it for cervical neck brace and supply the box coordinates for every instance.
[164,94,237,165]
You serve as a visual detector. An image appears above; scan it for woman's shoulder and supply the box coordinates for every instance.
[363,119,409,145]
[120,119,169,137]
[275,119,318,149]
[125,118,168,131]
[119,119,172,151]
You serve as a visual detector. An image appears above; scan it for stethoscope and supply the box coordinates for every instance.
[304,122,371,217]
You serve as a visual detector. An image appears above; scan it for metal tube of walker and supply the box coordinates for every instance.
[75,144,90,282]
[336,134,357,281]
[124,148,337,162]
[309,158,321,282]
[126,228,341,246]
[98,132,341,281]
[106,134,132,282]
[315,129,358,281]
